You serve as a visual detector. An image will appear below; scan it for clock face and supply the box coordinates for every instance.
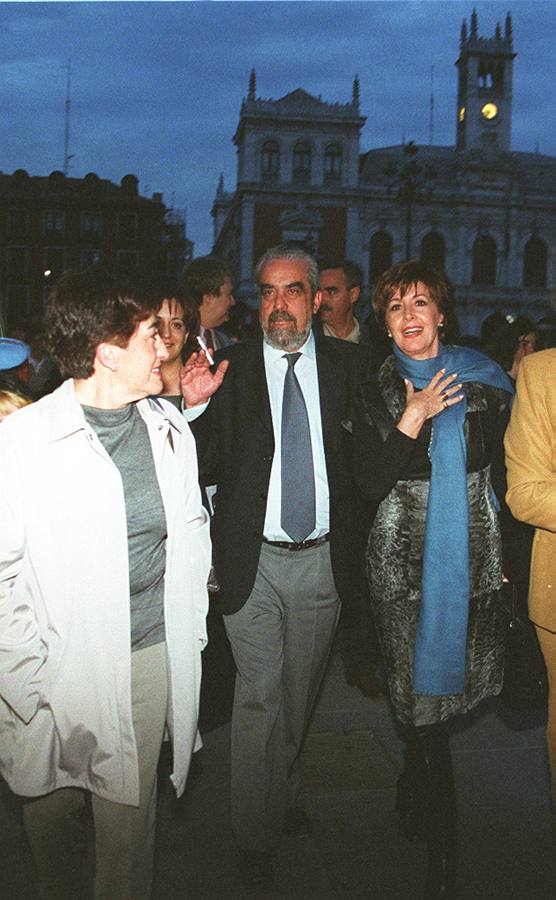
[459,106,465,123]
[481,102,499,121]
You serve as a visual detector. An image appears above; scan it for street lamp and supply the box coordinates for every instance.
[385,141,437,258]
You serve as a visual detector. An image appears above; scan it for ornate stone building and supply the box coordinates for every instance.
[212,10,555,335]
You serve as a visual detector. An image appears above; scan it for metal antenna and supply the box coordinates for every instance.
[429,65,435,145]
[63,60,73,175]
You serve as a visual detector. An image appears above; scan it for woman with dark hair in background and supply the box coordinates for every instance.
[353,260,513,899]
[155,282,199,408]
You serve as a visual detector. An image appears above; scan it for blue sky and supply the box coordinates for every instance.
[2,1,555,253]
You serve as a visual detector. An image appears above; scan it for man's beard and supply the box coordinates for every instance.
[263,311,311,352]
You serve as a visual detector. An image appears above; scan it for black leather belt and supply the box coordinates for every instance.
[261,534,329,552]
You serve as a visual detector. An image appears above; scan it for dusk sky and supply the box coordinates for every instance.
[2,1,555,254]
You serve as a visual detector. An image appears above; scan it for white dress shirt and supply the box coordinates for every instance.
[183,332,330,540]
[263,331,329,541]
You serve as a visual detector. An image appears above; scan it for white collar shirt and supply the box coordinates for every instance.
[263,330,329,541]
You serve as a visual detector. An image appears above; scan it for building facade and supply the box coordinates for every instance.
[212,11,555,335]
[0,170,186,326]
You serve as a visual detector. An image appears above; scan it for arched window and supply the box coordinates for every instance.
[523,236,547,289]
[292,141,311,184]
[261,141,279,182]
[324,144,342,184]
[420,232,446,273]
[369,231,393,285]
[471,235,497,285]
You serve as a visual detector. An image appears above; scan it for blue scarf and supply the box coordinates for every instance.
[392,344,513,695]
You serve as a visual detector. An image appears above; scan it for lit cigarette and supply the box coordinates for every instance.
[196,335,214,365]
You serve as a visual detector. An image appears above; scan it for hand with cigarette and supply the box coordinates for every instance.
[180,349,229,407]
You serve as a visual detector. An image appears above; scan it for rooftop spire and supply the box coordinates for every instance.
[352,75,360,108]
[505,12,513,44]
[460,18,468,46]
[248,68,256,101]
[471,8,478,37]
[495,22,501,41]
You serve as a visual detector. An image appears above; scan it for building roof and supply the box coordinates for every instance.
[359,143,556,194]
[240,87,362,122]
[0,170,163,207]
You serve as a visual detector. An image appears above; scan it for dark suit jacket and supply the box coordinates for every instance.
[192,332,369,615]
[313,313,392,375]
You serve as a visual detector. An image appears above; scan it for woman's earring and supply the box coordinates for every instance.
[438,321,444,330]
[387,331,392,338]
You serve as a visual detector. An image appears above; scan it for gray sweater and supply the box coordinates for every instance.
[82,402,167,651]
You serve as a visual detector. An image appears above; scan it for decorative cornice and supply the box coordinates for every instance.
[240,88,363,123]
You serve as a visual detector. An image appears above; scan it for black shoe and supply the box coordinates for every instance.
[236,848,273,884]
[416,724,457,899]
[282,807,313,838]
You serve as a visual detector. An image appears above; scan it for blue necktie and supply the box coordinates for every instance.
[281,353,315,543]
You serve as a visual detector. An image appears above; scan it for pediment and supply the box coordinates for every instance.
[275,89,328,113]
[279,204,324,229]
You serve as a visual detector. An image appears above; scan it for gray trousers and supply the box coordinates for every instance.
[224,540,340,852]
[23,641,168,900]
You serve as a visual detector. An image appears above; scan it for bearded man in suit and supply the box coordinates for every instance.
[181,246,367,883]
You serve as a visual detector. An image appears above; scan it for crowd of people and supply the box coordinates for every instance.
[0,250,554,900]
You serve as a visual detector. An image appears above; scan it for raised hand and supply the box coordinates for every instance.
[397,369,464,439]
[180,351,229,407]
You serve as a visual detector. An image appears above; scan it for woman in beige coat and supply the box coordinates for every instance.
[505,348,556,808]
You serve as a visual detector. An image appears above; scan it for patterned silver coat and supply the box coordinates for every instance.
[353,355,511,726]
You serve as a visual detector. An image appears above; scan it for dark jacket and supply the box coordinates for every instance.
[192,333,368,615]
[352,354,512,726]
[354,357,510,502]
[313,312,391,375]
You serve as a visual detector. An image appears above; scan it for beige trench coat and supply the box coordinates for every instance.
[505,349,556,631]
[0,380,210,804]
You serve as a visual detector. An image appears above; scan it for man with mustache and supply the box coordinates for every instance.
[318,258,363,341]
[182,246,367,884]
[318,258,391,367]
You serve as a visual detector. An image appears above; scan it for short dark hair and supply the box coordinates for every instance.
[480,312,506,349]
[535,314,556,351]
[319,259,363,290]
[491,317,536,371]
[155,282,200,362]
[372,259,456,340]
[45,267,158,379]
[180,256,232,309]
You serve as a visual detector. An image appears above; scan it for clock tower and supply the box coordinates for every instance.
[455,9,516,153]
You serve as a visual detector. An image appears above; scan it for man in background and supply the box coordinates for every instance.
[318,258,391,371]
[318,259,386,699]
[181,255,236,353]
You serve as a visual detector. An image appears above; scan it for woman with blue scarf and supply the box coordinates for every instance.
[353,261,513,899]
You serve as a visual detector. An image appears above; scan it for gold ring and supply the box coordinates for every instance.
[442,400,448,409]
